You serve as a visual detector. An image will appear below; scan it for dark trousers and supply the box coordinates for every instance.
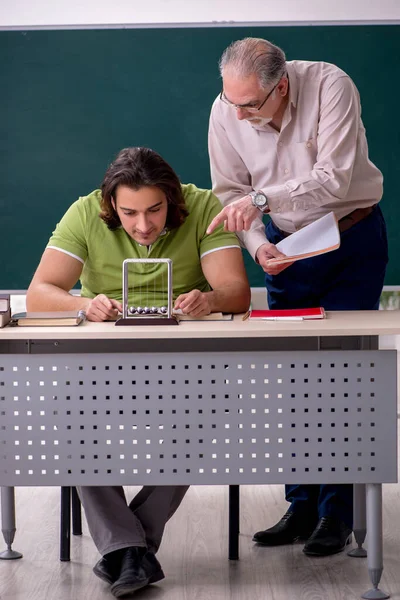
[264,206,388,527]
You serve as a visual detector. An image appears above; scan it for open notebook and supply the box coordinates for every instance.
[267,212,340,265]
[114,311,233,322]
[173,310,233,321]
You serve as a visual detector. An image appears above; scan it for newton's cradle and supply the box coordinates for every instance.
[115,258,179,326]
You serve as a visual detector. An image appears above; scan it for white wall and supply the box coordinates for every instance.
[1,0,400,29]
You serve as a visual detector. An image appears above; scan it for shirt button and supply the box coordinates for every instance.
[306,142,312,148]
[278,141,283,147]
[284,168,289,174]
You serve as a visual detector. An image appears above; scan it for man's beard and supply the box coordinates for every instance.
[247,116,273,127]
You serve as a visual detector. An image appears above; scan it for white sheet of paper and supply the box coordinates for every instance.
[273,212,340,262]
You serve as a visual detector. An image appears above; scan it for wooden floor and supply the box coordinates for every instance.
[1,481,400,600]
[0,336,399,600]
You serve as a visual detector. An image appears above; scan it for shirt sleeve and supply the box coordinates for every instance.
[260,76,364,213]
[47,199,88,262]
[197,188,241,258]
[208,100,268,260]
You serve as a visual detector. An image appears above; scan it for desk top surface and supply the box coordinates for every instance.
[0,310,399,340]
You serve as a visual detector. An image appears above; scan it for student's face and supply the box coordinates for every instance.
[222,72,286,125]
[112,185,168,246]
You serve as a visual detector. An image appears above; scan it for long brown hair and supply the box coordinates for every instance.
[100,147,188,229]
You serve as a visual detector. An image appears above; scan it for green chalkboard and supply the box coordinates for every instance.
[0,25,399,289]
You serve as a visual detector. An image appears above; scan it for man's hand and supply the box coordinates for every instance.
[85,294,122,322]
[174,289,212,317]
[256,243,294,275]
[207,195,259,234]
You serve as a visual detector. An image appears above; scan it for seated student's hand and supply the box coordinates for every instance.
[86,294,122,322]
[256,243,294,275]
[174,289,211,317]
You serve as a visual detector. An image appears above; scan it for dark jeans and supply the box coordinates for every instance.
[264,206,388,527]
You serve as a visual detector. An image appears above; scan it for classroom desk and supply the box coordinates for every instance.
[0,311,399,600]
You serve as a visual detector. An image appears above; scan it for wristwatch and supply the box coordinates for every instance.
[249,190,270,213]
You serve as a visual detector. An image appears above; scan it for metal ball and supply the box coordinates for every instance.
[136,306,145,314]
[151,306,158,314]
[129,306,136,314]
[143,306,151,314]
[160,306,168,314]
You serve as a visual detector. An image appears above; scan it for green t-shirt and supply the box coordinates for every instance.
[47,184,240,306]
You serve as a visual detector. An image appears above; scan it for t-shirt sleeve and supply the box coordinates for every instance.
[47,199,88,263]
[198,190,241,258]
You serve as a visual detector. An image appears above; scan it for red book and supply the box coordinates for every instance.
[249,307,326,321]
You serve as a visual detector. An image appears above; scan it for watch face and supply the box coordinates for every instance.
[250,191,268,211]
[254,193,267,207]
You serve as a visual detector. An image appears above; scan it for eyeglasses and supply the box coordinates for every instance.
[219,79,281,113]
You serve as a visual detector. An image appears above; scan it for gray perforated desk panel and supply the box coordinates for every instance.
[0,349,396,486]
[0,311,399,598]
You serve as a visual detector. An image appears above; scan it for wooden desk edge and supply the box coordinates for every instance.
[0,310,399,340]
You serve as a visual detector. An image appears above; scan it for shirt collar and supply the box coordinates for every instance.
[285,62,298,108]
[137,227,169,248]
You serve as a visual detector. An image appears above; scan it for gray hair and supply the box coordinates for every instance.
[219,38,286,89]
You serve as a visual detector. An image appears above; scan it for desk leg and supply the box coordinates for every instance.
[71,487,82,536]
[0,487,22,559]
[361,484,389,600]
[228,485,239,560]
[349,484,367,558]
[60,487,71,561]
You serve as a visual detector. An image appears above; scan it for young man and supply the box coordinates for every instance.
[27,146,250,597]
[207,37,388,556]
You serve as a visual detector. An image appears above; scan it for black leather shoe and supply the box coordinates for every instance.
[303,516,352,556]
[110,547,162,598]
[253,510,317,546]
[93,549,125,584]
[142,551,165,584]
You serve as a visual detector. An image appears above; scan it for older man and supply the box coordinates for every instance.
[207,37,388,556]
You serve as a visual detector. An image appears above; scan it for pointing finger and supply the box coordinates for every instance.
[206,210,227,234]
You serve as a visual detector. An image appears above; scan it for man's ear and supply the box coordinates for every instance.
[111,197,116,211]
[279,76,289,97]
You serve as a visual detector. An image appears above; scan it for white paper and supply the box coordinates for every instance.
[275,212,340,258]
